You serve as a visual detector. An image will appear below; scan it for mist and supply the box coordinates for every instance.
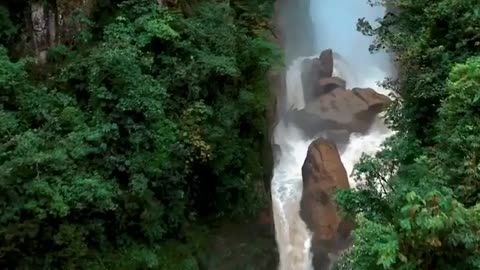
[310,0,394,83]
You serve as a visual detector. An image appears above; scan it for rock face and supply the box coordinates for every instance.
[31,1,56,64]
[300,138,353,270]
[29,0,97,63]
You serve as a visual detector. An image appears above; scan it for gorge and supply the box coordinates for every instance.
[2,0,477,268]
[271,0,395,269]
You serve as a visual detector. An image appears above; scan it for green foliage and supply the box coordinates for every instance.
[337,188,480,270]
[0,6,16,45]
[0,0,278,268]
[336,0,480,269]
[360,0,480,141]
[435,57,480,205]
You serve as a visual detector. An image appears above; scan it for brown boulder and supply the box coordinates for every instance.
[315,77,346,96]
[301,49,335,102]
[299,138,352,270]
[289,87,391,136]
[314,49,334,79]
[352,87,392,113]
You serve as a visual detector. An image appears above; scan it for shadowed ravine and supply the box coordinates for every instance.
[271,1,395,269]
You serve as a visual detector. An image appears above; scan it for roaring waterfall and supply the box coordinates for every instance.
[271,1,395,269]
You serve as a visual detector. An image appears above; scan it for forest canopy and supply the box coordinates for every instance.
[0,0,279,268]
[335,0,480,269]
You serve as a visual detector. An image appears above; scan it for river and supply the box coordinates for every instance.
[271,1,395,269]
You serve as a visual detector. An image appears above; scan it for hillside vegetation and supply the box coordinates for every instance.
[336,0,480,269]
[0,0,279,269]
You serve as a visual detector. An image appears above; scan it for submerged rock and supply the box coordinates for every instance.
[299,138,352,270]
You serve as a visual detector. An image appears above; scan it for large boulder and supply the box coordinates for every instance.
[315,77,346,96]
[314,49,334,79]
[352,87,392,112]
[289,87,391,136]
[300,138,352,270]
[301,49,335,101]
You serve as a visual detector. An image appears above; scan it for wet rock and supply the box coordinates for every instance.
[315,77,346,96]
[301,49,335,101]
[299,138,351,270]
[303,88,369,132]
[352,87,392,113]
[316,49,334,78]
[290,87,391,135]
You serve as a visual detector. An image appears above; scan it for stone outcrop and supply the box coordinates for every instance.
[301,49,335,101]
[289,87,391,138]
[314,49,334,79]
[31,1,56,64]
[300,138,353,270]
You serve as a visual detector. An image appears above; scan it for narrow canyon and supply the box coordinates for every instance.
[270,0,395,269]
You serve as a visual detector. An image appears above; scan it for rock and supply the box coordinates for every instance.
[352,87,392,113]
[289,87,391,136]
[31,1,55,64]
[299,138,351,270]
[316,49,334,78]
[29,0,97,64]
[315,77,346,96]
[301,49,335,102]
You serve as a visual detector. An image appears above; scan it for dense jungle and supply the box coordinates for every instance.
[1,0,480,269]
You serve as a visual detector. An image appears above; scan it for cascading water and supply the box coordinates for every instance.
[271,1,395,269]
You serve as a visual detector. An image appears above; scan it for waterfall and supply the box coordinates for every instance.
[271,1,395,269]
